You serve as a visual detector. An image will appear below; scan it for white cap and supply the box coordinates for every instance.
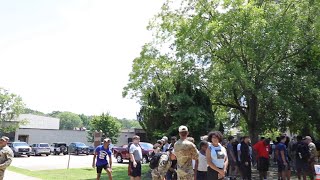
[305,136,312,141]
[178,125,188,132]
[162,136,168,141]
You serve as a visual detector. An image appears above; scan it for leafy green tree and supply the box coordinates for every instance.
[56,112,82,130]
[88,113,121,144]
[48,111,62,117]
[125,0,320,143]
[126,63,216,141]
[118,118,141,129]
[23,108,46,116]
[79,114,92,129]
[0,88,25,133]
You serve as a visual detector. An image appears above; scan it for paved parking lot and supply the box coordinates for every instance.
[12,154,128,171]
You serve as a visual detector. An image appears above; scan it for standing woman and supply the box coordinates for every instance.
[206,131,228,180]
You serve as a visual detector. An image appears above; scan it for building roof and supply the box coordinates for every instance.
[121,128,145,133]
[16,114,60,130]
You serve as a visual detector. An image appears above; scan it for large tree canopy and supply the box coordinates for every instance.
[125,0,320,142]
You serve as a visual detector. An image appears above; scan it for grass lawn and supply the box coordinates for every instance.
[7,165,151,180]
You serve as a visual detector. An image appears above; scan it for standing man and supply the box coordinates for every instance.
[0,136,13,180]
[277,135,291,180]
[253,138,270,180]
[236,137,243,178]
[305,136,317,180]
[92,138,113,180]
[129,135,143,180]
[151,148,175,180]
[174,125,198,180]
[240,136,251,180]
[295,135,309,180]
[162,136,170,152]
[169,136,177,149]
[167,136,178,180]
[227,136,238,180]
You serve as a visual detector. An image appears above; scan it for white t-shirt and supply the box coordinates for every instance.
[209,143,227,169]
[129,144,142,161]
[198,152,208,172]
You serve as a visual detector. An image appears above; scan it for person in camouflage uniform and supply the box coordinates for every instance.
[151,149,175,180]
[0,136,14,180]
[174,126,198,180]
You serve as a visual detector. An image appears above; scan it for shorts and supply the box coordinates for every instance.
[296,159,308,172]
[96,164,109,174]
[197,171,207,180]
[278,161,290,172]
[129,161,142,177]
[207,167,224,180]
[257,157,269,171]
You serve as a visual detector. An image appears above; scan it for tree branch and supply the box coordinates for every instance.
[232,89,248,117]
[213,101,247,111]
[263,46,307,77]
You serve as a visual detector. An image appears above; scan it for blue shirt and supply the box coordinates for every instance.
[95,145,112,166]
[277,142,288,162]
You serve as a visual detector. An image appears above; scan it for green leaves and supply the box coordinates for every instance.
[88,113,121,144]
[0,88,25,133]
[57,112,83,130]
[124,0,320,141]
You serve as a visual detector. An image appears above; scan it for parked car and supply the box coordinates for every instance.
[9,142,32,157]
[31,143,51,156]
[88,146,95,155]
[50,142,68,155]
[68,142,89,155]
[113,142,153,164]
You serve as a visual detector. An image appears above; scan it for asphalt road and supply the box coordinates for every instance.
[11,154,128,171]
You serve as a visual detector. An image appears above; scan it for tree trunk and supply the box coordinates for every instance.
[248,93,259,144]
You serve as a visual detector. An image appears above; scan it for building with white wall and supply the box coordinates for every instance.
[4,114,91,146]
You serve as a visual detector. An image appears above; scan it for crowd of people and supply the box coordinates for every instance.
[91,126,320,180]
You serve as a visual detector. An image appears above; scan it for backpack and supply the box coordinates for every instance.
[149,153,163,169]
[128,142,133,152]
[296,142,310,160]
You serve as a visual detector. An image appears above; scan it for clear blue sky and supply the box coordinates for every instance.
[0,0,164,119]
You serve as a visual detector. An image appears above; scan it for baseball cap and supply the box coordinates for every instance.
[178,125,188,132]
[0,136,9,141]
[305,136,312,141]
[162,136,168,141]
[103,138,111,143]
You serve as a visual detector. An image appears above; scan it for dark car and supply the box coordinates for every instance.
[9,142,32,157]
[88,146,95,155]
[113,142,153,164]
[68,142,89,155]
[50,142,68,155]
[31,143,51,156]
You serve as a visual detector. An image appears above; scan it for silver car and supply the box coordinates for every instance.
[9,142,32,157]
[31,143,51,156]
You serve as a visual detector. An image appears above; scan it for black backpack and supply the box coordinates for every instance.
[296,142,310,160]
[149,153,163,169]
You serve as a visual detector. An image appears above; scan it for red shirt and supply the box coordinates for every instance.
[253,140,270,159]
